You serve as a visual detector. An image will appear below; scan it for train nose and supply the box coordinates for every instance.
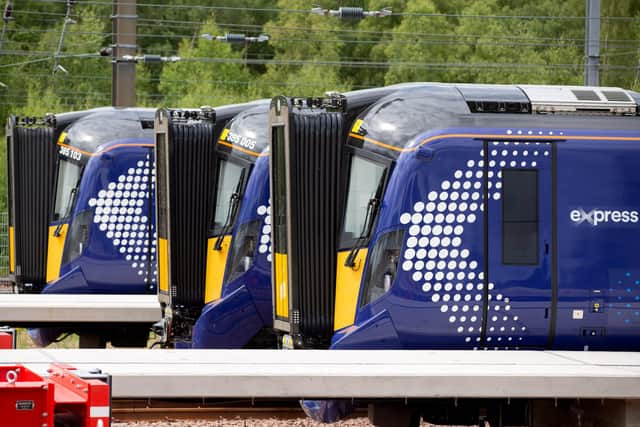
[300,399,354,423]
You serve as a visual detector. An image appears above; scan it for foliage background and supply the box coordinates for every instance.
[0,0,639,211]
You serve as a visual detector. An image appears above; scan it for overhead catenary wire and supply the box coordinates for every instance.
[6,12,640,46]
[27,0,640,21]
[1,44,638,72]
[134,18,640,45]
[6,28,639,52]
[0,0,636,114]
[5,54,639,73]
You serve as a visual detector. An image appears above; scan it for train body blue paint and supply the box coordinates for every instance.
[154,103,275,348]
[268,84,640,424]
[331,126,640,351]
[11,108,158,347]
[46,137,157,295]
[191,109,273,349]
[192,152,272,348]
[269,84,640,351]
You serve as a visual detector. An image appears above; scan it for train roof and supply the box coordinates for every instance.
[156,100,270,161]
[346,84,640,158]
[55,107,155,128]
[60,107,156,154]
[217,103,270,160]
[214,99,270,122]
[62,100,270,155]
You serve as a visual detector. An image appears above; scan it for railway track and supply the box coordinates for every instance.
[112,399,348,425]
[112,399,309,422]
[110,400,467,426]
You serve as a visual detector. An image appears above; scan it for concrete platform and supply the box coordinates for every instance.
[0,294,161,324]
[0,349,638,399]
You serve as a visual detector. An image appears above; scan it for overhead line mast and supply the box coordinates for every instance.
[112,0,136,107]
[584,0,600,86]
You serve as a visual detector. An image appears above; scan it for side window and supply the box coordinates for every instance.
[502,169,538,265]
[340,155,386,247]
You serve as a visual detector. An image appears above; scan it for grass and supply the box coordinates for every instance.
[15,328,79,349]
[15,328,159,349]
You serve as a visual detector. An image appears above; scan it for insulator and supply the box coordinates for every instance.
[225,33,246,44]
[142,54,162,63]
[338,7,364,19]
[3,3,12,20]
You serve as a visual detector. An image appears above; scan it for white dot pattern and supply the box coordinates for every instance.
[398,140,549,347]
[257,203,273,263]
[88,155,157,285]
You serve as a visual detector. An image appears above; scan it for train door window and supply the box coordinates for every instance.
[212,159,246,234]
[340,155,386,247]
[502,169,538,265]
[53,158,82,221]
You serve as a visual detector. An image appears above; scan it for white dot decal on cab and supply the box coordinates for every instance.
[398,141,550,347]
[88,154,157,285]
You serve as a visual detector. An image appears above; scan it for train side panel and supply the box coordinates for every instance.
[555,135,640,350]
[336,137,486,349]
[334,130,640,351]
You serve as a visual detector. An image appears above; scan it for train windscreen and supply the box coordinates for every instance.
[53,158,82,221]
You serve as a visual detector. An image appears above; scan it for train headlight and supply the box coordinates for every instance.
[223,219,260,283]
[359,229,404,308]
[61,209,92,265]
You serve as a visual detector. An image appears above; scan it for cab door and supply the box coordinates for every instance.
[484,141,554,348]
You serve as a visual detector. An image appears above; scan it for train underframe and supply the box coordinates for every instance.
[362,398,640,427]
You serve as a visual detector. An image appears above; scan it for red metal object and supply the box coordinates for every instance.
[0,365,53,426]
[0,326,16,349]
[0,363,110,427]
[48,364,111,427]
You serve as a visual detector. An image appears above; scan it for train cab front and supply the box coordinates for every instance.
[154,102,273,348]
[31,109,157,347]
[268,85,538,352]
[191,106,276,349]
[266,86,436,350]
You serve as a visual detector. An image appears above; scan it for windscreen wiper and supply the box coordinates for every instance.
[344,172,387,268]
[344,196,379,268]
[214,169,246,251]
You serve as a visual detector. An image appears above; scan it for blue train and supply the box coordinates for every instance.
[153,102,274,348]
[267,84,640,424]
[191,106,274,349]
[7,108,158,347]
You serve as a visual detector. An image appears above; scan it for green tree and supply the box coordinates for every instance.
[16,4,112,115]
[383,0,461,84]
[340,0,408,89]
[157,18,251,107]
[254,0,351,98]
[600,0,640,89]
[442,0,584,84]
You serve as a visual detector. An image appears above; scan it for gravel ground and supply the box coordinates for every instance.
[113,418,375,426]
[112,418,459,426]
